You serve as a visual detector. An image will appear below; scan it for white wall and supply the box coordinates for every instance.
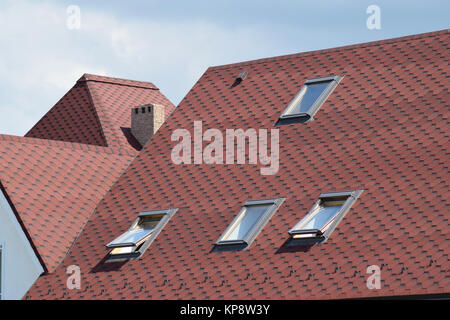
[0,190,44,300]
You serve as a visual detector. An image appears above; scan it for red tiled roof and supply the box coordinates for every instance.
[0,134,134,272]
[25,74,176,152]
[26,30,449,299]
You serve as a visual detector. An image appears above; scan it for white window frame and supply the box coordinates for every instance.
[106,208,178,259]
[279,75,342,120]
[216,198,285,249]
[289,190,363,241]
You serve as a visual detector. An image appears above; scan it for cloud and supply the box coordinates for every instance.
[0,1,108,135]
[2,0,447,136]
[0,0,274,136]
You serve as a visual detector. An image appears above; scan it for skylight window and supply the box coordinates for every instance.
[106,209,177,258]
[216,198,284,249]
[279,75,342,121]
[289,191,362,241]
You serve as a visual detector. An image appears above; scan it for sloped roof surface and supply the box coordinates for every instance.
[0,134,134,272]
[25,74,176,152]
[27,30,449,299]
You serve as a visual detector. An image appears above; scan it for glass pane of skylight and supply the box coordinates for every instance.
[285,81,331,115]
[111,228,153,246]
[302,204,341,229]
[138,215,164,230]
[293,199,346,232]
[110,246,136,255]
[108,215,164,247]
[225,204,270,241]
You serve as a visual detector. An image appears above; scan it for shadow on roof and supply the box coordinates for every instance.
[121,127,143,151]
[275,237,324,254]
[90,254,129,273]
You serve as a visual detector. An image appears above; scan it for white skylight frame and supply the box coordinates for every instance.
[279,75,342,120]
[216,198,285,249]
[289,190,363,241]
[106,208,178,258]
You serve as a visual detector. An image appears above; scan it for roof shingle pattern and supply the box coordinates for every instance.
[0,134,134,272]
[25,74,176,152]
[26,30,449,299]
[1,74,176,272]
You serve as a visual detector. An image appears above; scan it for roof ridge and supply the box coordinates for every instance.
[0,134,135,157]
[78,73,159,90]
[84,80,123,150]
[210,29,449,70]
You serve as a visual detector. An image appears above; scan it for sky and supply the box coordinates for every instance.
[0,0,448,136]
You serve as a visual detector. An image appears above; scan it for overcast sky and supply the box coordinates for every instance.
[0,0,448,136]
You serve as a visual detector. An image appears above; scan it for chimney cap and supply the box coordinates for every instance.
[132,103,163,114]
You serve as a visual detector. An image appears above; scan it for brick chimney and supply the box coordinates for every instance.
[131,103,165,147]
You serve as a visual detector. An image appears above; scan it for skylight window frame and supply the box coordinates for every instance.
[289,190,363,242]
[106,208,178,259]
[215,198,285,249]
[279,75,342,121]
